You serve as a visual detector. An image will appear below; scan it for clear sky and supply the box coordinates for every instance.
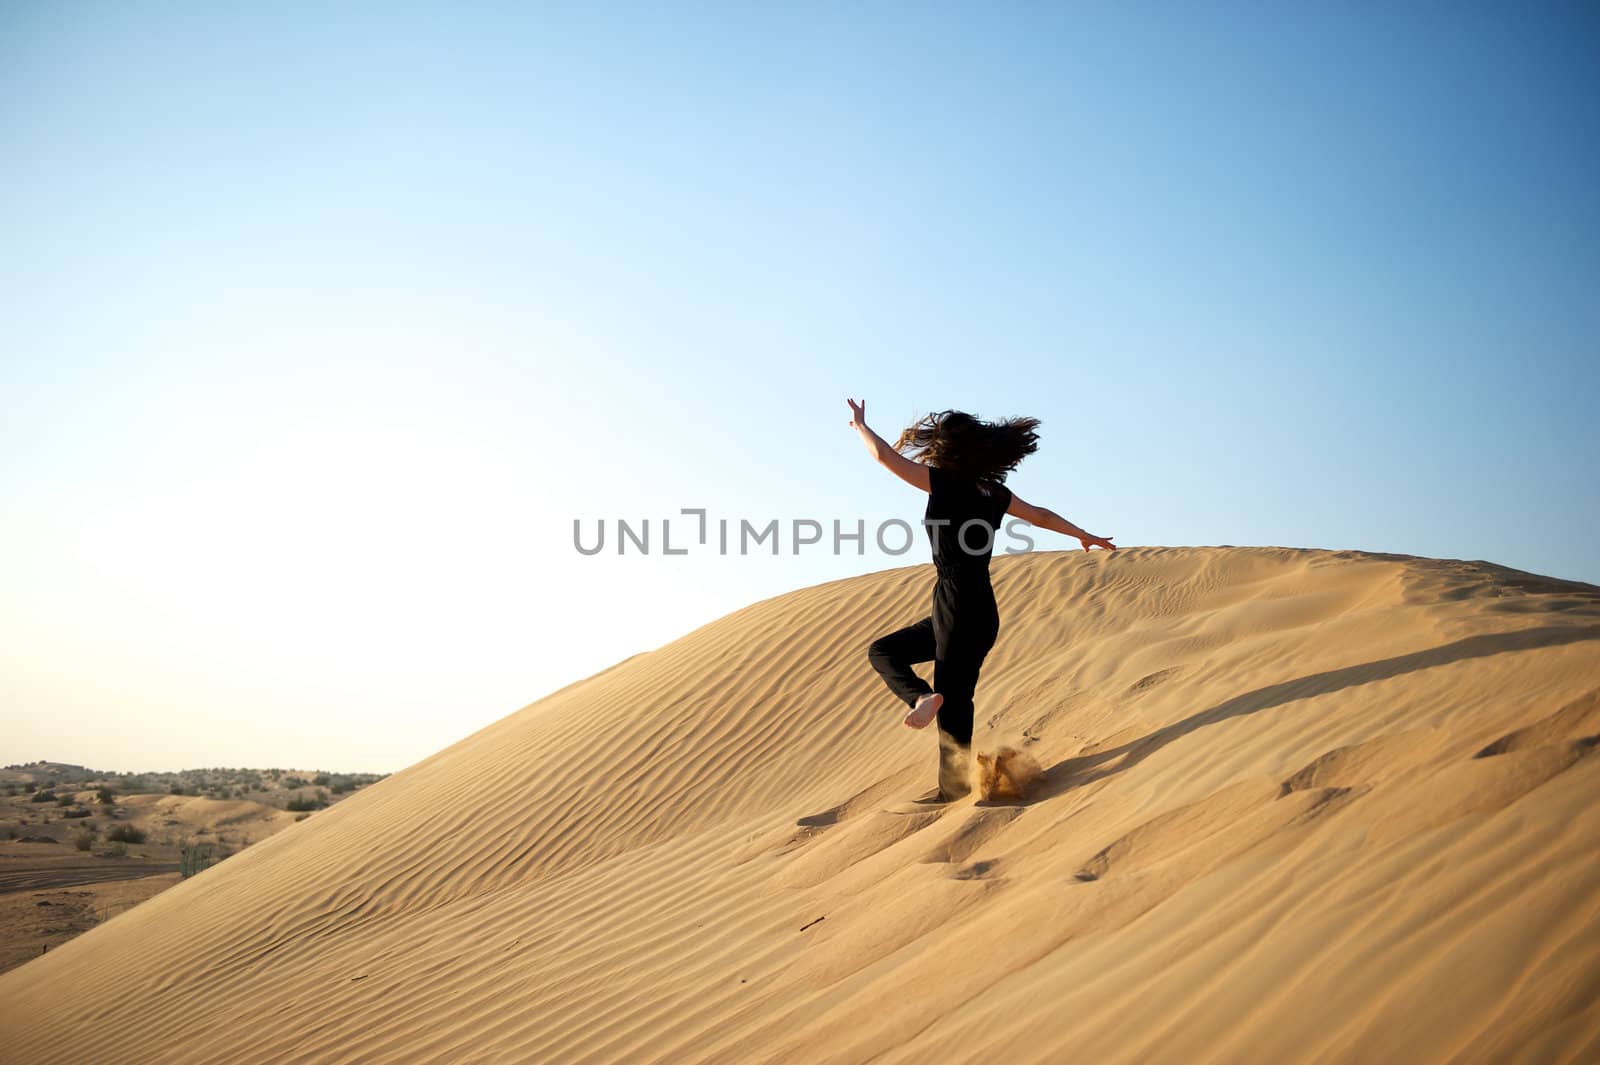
[3,3,1596,776]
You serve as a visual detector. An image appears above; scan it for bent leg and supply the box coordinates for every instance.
[867,615,936,708]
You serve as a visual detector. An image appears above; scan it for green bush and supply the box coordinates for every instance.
[181,842,215,877]
[97,786,115,804]
[30,790,55,803]
[107,824,146,844]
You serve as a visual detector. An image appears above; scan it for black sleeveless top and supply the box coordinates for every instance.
[923,464,1014,580]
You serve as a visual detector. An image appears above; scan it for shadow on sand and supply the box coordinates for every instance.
[1029,623,1600,803]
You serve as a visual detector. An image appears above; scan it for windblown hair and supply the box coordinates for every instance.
[892,409,1040,485]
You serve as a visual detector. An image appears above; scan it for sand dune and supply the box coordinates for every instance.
[0,771,366,974]
[3,545,1598,1064]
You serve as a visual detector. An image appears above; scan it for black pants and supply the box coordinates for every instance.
[867,575,999,748]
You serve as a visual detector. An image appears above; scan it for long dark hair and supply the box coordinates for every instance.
[891,409,1040,484]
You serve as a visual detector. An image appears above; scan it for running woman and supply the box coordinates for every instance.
[848,400,1117,800]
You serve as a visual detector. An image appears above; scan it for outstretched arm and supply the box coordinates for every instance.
[846,398,931,492]
[1006,492,1117,551]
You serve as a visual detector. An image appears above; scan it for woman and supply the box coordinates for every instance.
[847,399,1117,801]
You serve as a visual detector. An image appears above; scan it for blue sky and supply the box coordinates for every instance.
[3,3,1597,774]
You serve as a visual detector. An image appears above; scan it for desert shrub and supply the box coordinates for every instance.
[107,824,146,844]
[102,841,127,857]
[97,786,115,804]
[313,773,331,786]
[285,791,320,812]
[180,842,215,877]
[30,790,56,803]
[74,828,95,850]
[63,808,92,819]
[56,793,74,806]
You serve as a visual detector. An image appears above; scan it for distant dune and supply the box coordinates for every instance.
[0,766,383,973]
[3,546,1597,1064]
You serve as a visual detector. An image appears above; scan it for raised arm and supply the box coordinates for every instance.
[847,398,931,492]
[1006,492,1117,551]
[844,396,934,492]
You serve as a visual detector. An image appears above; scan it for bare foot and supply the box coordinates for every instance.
[904,692,943,729]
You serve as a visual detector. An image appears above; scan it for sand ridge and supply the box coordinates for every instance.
[2,545,1597,1064]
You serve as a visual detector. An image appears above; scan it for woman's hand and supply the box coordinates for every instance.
[1077,533,1117,552]
[846,398,867,430]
